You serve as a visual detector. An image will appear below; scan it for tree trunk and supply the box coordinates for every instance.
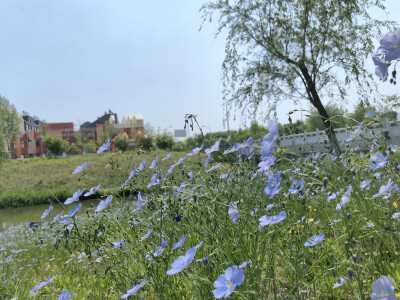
[298,63,342,155]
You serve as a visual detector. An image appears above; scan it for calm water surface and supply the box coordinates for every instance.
[0,200,107,230]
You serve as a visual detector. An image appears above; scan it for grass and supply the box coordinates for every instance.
[1,138,400,299]
[0,150,206,208]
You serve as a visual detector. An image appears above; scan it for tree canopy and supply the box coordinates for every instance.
[0,95,21,160]
[201,0,392,154]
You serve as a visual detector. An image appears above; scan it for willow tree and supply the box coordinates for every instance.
[201,0,391,154]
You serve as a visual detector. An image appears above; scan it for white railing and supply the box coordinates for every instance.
[277,120,399,153]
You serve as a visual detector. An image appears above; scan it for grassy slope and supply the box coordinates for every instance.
[0,150,205,208]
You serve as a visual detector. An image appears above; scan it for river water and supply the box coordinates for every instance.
[0,200,103,231]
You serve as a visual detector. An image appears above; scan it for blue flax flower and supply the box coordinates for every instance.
[149,157,159,169]
[206,162,221,173]
[228,202,239,224]
[213,266,245,299]
[370,151,388,171]
[375,27,400,61]
[187,144,204,156]
[260,120,278,160]
[166,241,203,275]
[371,275,396,300]
[259,211,286,228]
[57,290,74,300]
[121,278,150,299]
[138,160,147,171]
[72,162,88,174]
[264,171,281,199]
[84,184,101,197]
[95,195,113,213]
[41,205,53,219]
[30,276,57,297]
[147,171,160,188]
[172,234,187,250]
[52,211,64,223]
[140,229,153,242]
[113,239,125,248]
[333,277,347,289]
[60,204,81,224]
[64,189,85,205]
[162,151,173,161]
[97,140,111,153]
[304,233,325,247]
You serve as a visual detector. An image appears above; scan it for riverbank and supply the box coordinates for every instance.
[0,150,205,208]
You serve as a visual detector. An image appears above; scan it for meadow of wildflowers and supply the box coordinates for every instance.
[0,119,399,299]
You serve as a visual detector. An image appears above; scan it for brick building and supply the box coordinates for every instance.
[9,113,45,158]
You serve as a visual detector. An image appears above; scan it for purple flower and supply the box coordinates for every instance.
[113,239,125,248]
[333,277,347,289]
[140,229,153,242]
[264,171,281,199]
[288,179,305,195]
[84,184,101,197]
[30,276,57,297]
[149,157,159,169]
[367,222,375,227]
[147,171,160,188]
[95,195,113,213]
[57,290,74,300]
[97,140,111,154]
[371,179,394,199]
[138,160,147,171]
[372,55,389,81]
[238,261,251,268]
[371,275,396,300]
[259,211,286,228]
[206,162,221,173]
[121,278,150,299]
[60,203,81,224]
[360,180,371,190]
[213,266,245,299]
[162,151,173,161]
[370,151,388,171]
[265,203,276,211]
[257,155,276,173]
[137,191,144,213]
[166,241,203,275]
[161,165,175,182]
[392,212,400,219]
[260,120,278,160]
[223,143,242,154]
[52,211,64,223]
[376,27,400,61]
[188,171,194,183]
[228,202,239,224]
[41,205,53,219]
[153,240,168,257]
[172,234,187,250]
[72,162,88,174]
[304,233,325,247]
[187,145,204,156]
[365,111,375,118]
[346,123,363,142]
[64,189,85,205]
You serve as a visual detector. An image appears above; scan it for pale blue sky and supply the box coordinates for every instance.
[0,1,398,134]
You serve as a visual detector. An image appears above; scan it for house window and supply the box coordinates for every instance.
[36,140,40,148]
[21,140,25,148]
[12,141,16,149]
[28,140,32,148]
